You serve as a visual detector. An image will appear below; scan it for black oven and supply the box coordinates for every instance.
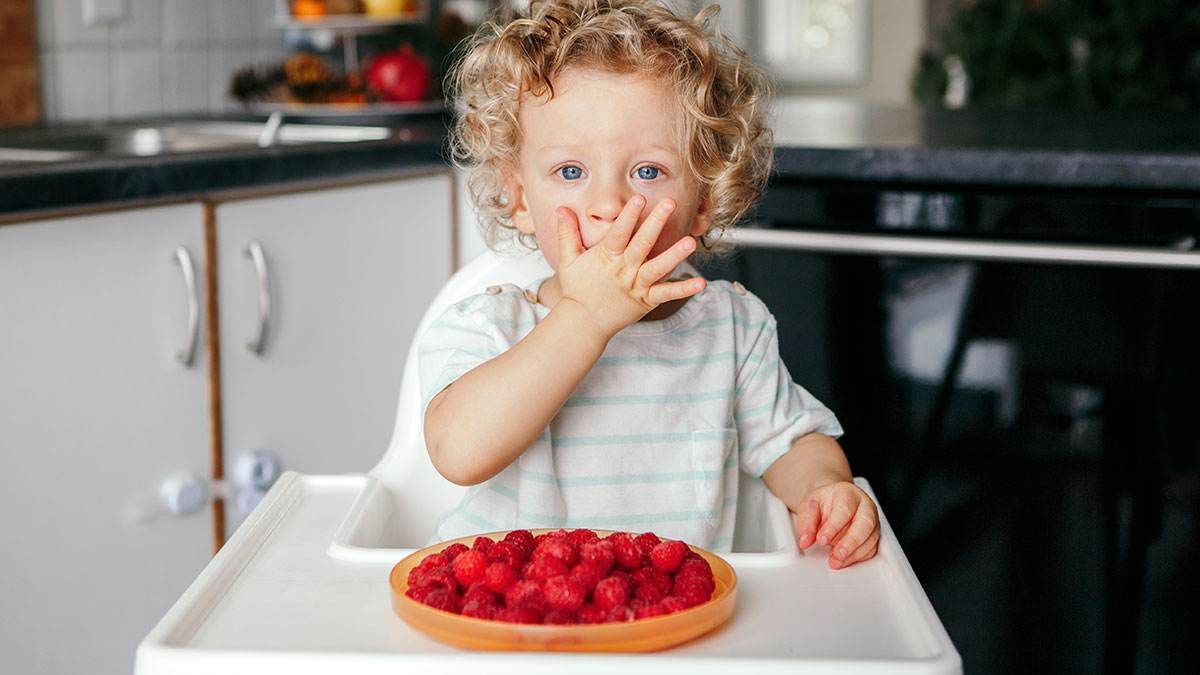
[700,177,1200,674]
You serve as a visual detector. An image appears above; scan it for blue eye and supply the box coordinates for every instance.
[636,166,661,180]
[557,165,583,180]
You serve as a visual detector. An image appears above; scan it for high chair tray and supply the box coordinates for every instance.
[136,474,961,674]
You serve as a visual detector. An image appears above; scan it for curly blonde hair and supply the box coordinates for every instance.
[447,0,773,255]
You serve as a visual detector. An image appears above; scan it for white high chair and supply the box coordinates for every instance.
[136,250,961,674]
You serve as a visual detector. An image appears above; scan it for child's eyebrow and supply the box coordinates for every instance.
[534,142,679,155]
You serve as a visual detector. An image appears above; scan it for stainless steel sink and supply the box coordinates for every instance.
[0,119,395,166]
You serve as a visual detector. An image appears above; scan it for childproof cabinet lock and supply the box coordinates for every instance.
[126,451,282,522]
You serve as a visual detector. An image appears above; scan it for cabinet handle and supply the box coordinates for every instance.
[171,247,200,366]
[730,227,1200,269]
[244,240,271,355]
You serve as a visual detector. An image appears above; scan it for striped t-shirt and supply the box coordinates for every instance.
[417,268,842,551]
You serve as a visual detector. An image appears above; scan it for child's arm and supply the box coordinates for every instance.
[761,433,881,569]
[424,196,706,486]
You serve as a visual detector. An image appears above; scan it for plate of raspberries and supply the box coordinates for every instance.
[389,528,736,651]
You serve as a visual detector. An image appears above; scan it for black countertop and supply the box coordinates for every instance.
[3,100,1200,219]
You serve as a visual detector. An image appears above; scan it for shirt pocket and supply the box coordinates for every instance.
[690,428,738,526]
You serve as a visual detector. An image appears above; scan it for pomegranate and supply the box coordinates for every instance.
[364,45,432,102]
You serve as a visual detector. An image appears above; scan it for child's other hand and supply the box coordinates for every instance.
[794,481,880,570]
[556,195,706,338]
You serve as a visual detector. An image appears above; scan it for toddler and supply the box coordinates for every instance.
[420,0,879,569]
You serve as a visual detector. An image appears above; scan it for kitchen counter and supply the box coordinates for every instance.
[4,100,1200,220]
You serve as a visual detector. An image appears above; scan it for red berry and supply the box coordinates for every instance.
[503,529,535,556]
[568,561,606,593]
[606,605,635,622]
[634,581,664,604]
[608,533,643,570]
[650,540,687,573]
[483,561,518,593]
[414,567,456,593]
[453,549,488,586]
[661,596,689,614]
[504,579,544,610]
[544,575,587,611]
[592,575,631,610]
[441,542,469,562]
[462,596,498,619]
[636,601,669,619]
[497,605,541,624]
[463,582,495,605]
[405,585,435,603]
[673,577,712,607]
[422,588,459,613]
[472,536,495,552]
[533,536,579,567]
[486,540,526,568]
[567,528,599,546]
[579,540,616,573]
[634,532,662,556]
[525,556,568,581]
[631,566,673,596]
[578,602,608,624]
[543,608,581,624]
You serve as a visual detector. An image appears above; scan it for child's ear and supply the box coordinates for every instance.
[689,192,713,237]
[506,177,536,235]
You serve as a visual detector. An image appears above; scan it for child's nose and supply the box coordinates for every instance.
[584,180,629,228]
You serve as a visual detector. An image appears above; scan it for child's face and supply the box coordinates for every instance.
[507,69,709,271]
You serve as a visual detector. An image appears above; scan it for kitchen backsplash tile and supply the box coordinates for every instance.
[112,47,162,118]
[54,47,110,120]
[37,0,283,121]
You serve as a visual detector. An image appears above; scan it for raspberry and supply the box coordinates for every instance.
[634,532,662,556]
[486,540,526,568]
[608,533,643,570]
[592,575,631,610]
[631,566,673,597]
[578,603,608,624]
[568,561,605,593]
[661,596,689,614]
[497,605,541,624]
[453,549,488,586]
[483,561,518,593]
[567,528,599,546]
[504,579,544,610]
[606,605,635,622]
[678,557,713,580]
[463,582,495,605]
[635,601,669,619]
[634,581,664,604]
[420,552,449,569]
[502,529,535,556]
[462,596,499,620]
[579,540,615,573]
[673,577,712,607]
[543,609,581,625]
[532,536,578,567]
[413,567,456,593]
[472,536,495,552]
[422,588,459,613]
[650,540,687,573]
[543,575,587,611]
[441,542,469,562]
[525,556,568,581]
[405,585,435,603]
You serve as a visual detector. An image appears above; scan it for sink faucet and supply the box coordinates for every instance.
[257,111,284,148]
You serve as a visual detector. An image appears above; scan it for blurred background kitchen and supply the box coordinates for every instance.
[2,1,1198,674]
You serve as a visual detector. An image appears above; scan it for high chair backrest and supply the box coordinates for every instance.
[368,249,553,542]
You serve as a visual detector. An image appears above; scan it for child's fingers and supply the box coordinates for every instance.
[828,499,880,569]
[814,497,856,548]
[793,497,823,549]
[556,207,584,266]
[625,198,675,264]
[639,234,696,285]
[646,276,706,305]
[599,195,645,256]
[839,529,881,568]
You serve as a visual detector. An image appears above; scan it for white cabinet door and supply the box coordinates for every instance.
[0,204,213,675]
[216,173,454,531]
